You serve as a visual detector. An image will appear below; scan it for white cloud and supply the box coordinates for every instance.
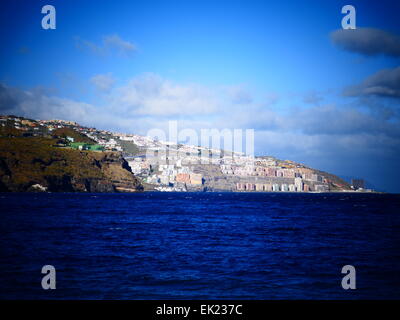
[226,85,253,104]
[110,73,219,116]
[90,73,116,92]
[103,34,136,54]
[75,34,136,57]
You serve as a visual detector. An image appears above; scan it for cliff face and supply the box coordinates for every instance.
[0,137,143,192]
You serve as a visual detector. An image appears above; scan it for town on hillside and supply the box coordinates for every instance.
[0,115,370,193]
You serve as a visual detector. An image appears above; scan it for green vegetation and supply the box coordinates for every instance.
[52,127,96,144]
[50,127,105,151]
[69,142,105,151]
[117,139,140,155]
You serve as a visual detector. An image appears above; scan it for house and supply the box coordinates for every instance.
[255,184,264,191]
[189,173,203,185]
[176,173,191,184]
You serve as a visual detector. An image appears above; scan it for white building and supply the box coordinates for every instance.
[294,177,303,192]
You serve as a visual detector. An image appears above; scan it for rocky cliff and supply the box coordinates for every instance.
[0,137,143,192]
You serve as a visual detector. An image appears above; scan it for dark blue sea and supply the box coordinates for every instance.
[0,192,399,299]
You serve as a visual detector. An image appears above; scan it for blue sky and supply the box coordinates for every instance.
[1,0,400,192]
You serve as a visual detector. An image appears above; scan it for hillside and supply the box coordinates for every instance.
[0,115,360,192]
[52,127,96,144]
[0,136,143,192]
[313,168,351,190]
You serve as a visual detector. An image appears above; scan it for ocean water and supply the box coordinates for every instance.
[0,192,399,299]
